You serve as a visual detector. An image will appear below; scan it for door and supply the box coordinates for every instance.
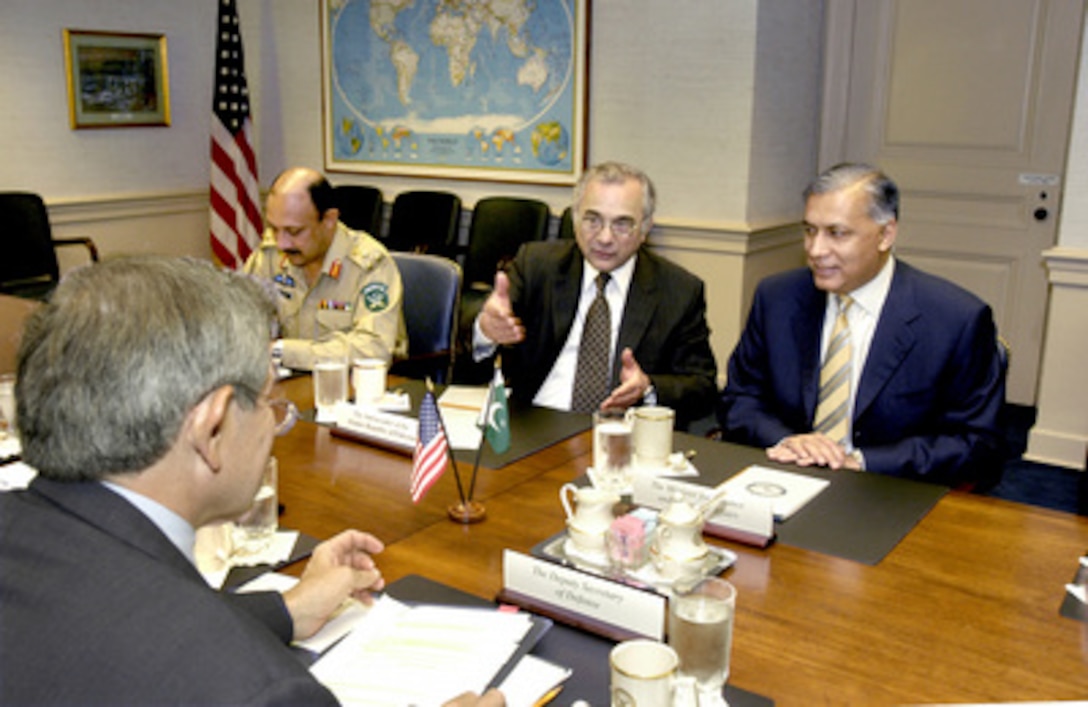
[824,0,1085,404]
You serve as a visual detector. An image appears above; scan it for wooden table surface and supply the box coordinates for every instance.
[273,376,1088,706]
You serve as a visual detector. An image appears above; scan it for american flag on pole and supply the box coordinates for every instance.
[410,389,450,503]
[209,0,262,269]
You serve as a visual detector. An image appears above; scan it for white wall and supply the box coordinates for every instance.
[0,0,217,198]
[1057,10,1088,249]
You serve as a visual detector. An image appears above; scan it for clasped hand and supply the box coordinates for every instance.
[767,433,861,471]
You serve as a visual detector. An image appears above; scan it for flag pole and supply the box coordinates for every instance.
[466,357,499,503]
[427,378,467,507]
[432,377,485,524]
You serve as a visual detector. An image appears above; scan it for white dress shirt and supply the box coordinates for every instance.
[473,255,637,411]
[102,480,197,565]
[820,256,895,452]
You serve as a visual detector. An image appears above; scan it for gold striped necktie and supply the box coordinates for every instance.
[814,294,853,445]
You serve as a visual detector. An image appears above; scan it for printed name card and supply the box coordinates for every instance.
[632,476,774,546]
[502,550,667,640]
[334,405,417,453]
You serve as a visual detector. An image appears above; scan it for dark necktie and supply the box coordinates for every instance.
[571,273,611,413]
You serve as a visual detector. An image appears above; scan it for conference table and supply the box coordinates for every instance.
[271,375,1088,706]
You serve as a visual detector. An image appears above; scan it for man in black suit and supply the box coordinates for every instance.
[0,256,501,706]
[474,161,717,428]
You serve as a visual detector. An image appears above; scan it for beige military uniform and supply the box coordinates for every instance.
[244,223,407,370]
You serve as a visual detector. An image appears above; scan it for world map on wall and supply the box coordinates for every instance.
[325,0,580,182]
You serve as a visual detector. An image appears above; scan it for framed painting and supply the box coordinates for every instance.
[321,0,588,185]
[63,29,171,129]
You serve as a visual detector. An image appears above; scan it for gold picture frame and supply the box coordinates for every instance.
[63,29,170,129]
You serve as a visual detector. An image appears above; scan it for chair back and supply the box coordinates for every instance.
[390,252,462,383]
[0,192,61,296]
[333,185,384,238]
[387,190,463,257]
[558,205,576,240]
[463,196,550,291]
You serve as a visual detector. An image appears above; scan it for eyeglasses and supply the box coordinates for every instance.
[580,212,640,238]
[269,398,299,436]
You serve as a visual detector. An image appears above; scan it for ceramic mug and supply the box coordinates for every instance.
[610,639,698,706]
[633,405,675,467]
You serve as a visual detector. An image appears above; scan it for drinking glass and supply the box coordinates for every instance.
[593,409,633,494]
[0,374,14,439]
[313,354,348,422]
[233,457,278,555]
[668,577,736,706]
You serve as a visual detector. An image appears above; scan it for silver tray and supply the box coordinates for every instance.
[532,531,736,595]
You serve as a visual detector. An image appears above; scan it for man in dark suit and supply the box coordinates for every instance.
[474,162,717,427]
[719,163,1005,485]
[0,256,501,706]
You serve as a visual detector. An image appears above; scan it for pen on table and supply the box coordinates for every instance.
[532,684,563,707]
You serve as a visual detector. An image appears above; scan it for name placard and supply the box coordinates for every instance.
[333,405,417,454]
[632,476,774,546]
[502,550,666,640]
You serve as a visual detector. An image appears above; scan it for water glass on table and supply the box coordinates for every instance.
[668,577,736,706]
[0,374,15,438]
[313,354,348,422]
[593,409,633,494]
[233,457,279,556]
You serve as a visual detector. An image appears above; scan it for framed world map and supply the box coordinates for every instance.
[321,0,587,185]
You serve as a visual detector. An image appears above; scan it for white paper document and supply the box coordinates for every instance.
[0,460,36,491]
[438,386,489,450]
[310,595,534,706]
[719,465,830,520]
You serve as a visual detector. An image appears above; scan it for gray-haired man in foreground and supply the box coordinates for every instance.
[0,256,501,706]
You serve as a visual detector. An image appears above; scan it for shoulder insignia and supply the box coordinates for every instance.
[329,259,342,280]
[361,282,390,312]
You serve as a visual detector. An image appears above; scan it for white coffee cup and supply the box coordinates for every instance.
[610,639,696,706]
[353,358,387,405]
[633,405,675,466]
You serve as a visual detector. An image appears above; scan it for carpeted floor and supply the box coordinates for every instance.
[978,405,1087,515]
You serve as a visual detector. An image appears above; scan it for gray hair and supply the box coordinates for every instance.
[16,256,276,481]
[803,162,899,224]
[573,161,657,234]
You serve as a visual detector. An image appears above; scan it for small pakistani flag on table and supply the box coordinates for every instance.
[480,364,510,455]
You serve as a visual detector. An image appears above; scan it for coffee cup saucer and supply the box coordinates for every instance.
[562,536,610,568]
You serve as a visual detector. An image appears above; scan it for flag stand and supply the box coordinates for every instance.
[445,357,508,524]
[447,500,486,524]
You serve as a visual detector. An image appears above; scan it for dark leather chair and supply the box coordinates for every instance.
[453,196,549,384]
[462,196,550,292]
[333,185,384,238]
[558,205,576,240]
[386,190,463,257]
[0,192,99,301]
[389,252,462,384]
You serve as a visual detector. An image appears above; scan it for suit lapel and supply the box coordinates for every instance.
[855,264,919,419]
[614,251,658,385]
[551,243,582,348]
[796,285,827,419]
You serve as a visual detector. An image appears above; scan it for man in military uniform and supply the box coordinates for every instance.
[244,167,407,371]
